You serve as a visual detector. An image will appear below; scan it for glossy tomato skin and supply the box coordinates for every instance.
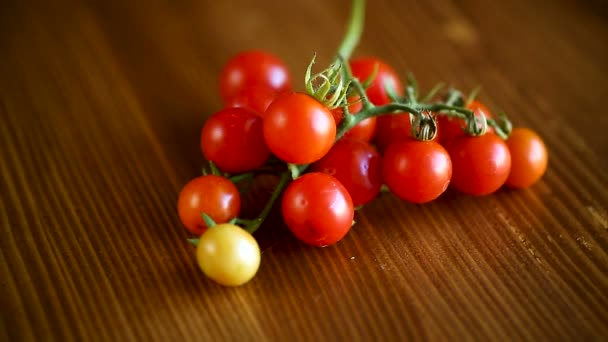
[374,113,412,153]
[350,58,404,105]
[177,175,241,235]
[445,134,511,196]
[437,101,494,145]
[224,84,280,114]
[345,117,377,142]
[310,139,382,206]
[282,173,354,247]
[201,107,270,173]
[219,50,291,102]
[196,224,260,287]
[382,139,452,203]
[506,128,548,188]
[263,93,336,164]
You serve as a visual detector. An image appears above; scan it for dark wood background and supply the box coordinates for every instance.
[2,0,608,340]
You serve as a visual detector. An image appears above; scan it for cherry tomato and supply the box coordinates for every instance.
[374,113,412,153]
[445,133,511,195]
[224,84,280,114]
[350,57,404,105]
[282,173,354,247]
[201,107,270,173]
[382,139,452,203]
[345,116,377,142]
[219,50,291,102]
[263,93,336,164]
[437,101,494,145]
[331,96,376,142]
[310,139,382,206]
[506,128,548,188]
[196,224,260,286]
[177,175,241,235]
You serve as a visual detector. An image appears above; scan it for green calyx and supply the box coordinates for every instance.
[411,111,438,141]
[305,55,351,109]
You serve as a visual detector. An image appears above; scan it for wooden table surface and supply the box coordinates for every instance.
[2,0,608,340]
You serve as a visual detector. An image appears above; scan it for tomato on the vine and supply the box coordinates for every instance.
[445,133,511,195]
[382,139,452,203]
[350,57,404,105]
[437,100,494,145]
[505,128,548,188]
[201,107,270,173]
[263,93,336,164]
[282,173,354,247]
[219,50,291,102]
[374,113,412,152]
[330,96,362,123]
[225,84,280,114]
[310,138,382,206]
[196,224,260,286]
[177,175,241,235]
[331,96,376,142]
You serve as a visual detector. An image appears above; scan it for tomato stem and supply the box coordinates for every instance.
[339,56,373,110]
[244,172,291,234]
[465,86,482,106]
[201,213,217,228]
[420,82,445,103]
[230,172,255,184]
[337,0,366,60]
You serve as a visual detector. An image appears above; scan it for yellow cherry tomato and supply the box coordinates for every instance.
[196,224,261,286]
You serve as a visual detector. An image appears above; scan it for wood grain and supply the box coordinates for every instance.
[2,0,608,340]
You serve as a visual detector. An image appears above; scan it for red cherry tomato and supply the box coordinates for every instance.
[310,139,382,206]
[219,50,291,102]
[224,85,280,114]
[177,175,241,235]
[437,100,494,145]
[506,128,548,188]
[374,113,412,153]
[382,139,452,203]
[350,57,404,105]
[331,96,377,142]
[282,173,354,247]
[201,107,270,173]
[445,133,511,195]
[263,93,336,164]
[345,116,377,142]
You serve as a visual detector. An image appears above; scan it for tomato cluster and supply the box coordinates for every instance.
[177,50,548,287]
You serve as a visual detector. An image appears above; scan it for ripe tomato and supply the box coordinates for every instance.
[263,93,336,164]
[437,100,494,145]
[224,84,280,114]
[281,173,354,247]
[350,57,404,105]
[201,107,270,173]
[310,139,382,206]
[177,175,241,235]
[219,50,291,102]
[374,113,412,153]
[331,96,376,142]
[445,133,511,195]
[505,128,548,188]
[196,224,260,286]
[382,139,452,203]
[345,116,377,142]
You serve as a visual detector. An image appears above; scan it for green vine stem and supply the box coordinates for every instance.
[337,0,365,60]
[242,171,291,234]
